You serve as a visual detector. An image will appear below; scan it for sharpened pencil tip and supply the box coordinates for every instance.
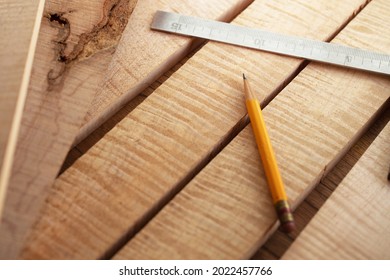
[243,73,246,80]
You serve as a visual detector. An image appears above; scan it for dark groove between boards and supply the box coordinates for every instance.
[59,1,258,176]
[100,0,373,257]
[61,0,374,260]
[100,56,313,260]
[58,41,207,176]
[251,0,380,259]
[252,106,389,260]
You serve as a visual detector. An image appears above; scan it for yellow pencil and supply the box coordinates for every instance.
[243,73,295,233]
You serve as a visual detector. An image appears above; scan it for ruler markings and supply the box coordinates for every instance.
[151,11,390,75]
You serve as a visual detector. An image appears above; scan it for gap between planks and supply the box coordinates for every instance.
[283,110,390,259]
[19,0,376,260]
[111,1,388,258]
[72,0,255,147]
[61,0,259,172]
[59,41,208,174]
[252,107,390,259]
[16,0,376,260]
[0,0,254,260]
[60,1,371,259]
[65,0,370,164]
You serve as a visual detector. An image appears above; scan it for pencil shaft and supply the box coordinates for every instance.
[244,77,286,202]
[246,99,287,202]
[243,75,294,233]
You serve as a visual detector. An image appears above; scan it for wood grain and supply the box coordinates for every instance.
[115,0,390,259]
[0,0,138,259]
[0,0,256,259]
[282,120,390,259]
[0,0,45,218]
[60,61,186,174]
[20,0,370,259]
[74,0,253,145]
[253,109,389,259]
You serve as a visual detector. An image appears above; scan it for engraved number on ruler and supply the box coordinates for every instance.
[151,11,390,76]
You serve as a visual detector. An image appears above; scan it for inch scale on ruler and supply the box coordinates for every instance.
[151,11,390,75]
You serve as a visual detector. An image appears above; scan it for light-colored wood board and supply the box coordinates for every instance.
[282,121,390,260]
[20,0,370,259]
[61,45,201,174]
[0,0,257,259]
[74,0,253,145]
[0,0,138,259]
[0,0,45,218]
[253,109,389,259]
[116,85,388,259]
[61,74,171,174]
[115,0,390,259]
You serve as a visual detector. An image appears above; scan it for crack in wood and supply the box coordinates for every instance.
[45,0,138,91]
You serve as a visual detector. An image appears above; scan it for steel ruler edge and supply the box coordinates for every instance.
[151,11,390,76]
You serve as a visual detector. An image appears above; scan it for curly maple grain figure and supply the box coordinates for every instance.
[0,0,45,220]
[115,0,389,259]
[74,0,254,145]
[0,0,255,260]
[20,0,376,260]
[283,122,390,260]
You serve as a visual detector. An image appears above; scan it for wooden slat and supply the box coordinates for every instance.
[74,0,253,144]
[0,0,123,259]
[0,0,145,259]
[0,0,255,259]
[0,0,45,218]
[253,110,389,259]
[282,121,390,259]
[20,0,370,259]
[61,64,184,173]
[114,0,390,259]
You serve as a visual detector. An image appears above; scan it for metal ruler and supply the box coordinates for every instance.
[151,11,390,76]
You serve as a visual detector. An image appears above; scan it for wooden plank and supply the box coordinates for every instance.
[0,0,255,259]
[20,0,370,259]
[61,66,182,173]
[0,0,45,218]
[253,109,389,259]
[0,0,121,259]
[74,0,253,144]
[114,0,390,259]
[0,0,139,259]
[282,121,390,259]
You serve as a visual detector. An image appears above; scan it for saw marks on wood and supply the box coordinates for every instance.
[115,0,389,259]
[282,119,390,260]
[20,0,371,259]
